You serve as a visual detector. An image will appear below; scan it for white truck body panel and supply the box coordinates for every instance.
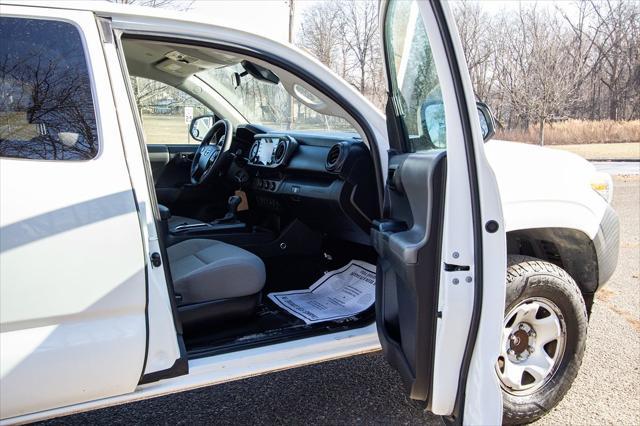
[485,140,607,239]
[0,5,147,419]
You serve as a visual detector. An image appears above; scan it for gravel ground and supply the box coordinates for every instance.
[39,176,639,426]
[536,175,640,426]
[592,161,640,176]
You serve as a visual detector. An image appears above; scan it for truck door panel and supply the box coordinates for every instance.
[0,8,147,420]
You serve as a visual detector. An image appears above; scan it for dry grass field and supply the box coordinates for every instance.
[497,119,640,146]
[141,114,198,145]
[551,142,640,160]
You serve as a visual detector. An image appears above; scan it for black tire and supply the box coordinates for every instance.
[501,255,588,425]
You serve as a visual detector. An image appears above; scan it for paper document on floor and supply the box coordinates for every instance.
[268,260,376,325]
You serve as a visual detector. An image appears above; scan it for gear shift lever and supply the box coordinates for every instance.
[216,195,241,223]
[227,195,241,219]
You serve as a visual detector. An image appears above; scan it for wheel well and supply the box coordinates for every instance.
[506,228,598,315]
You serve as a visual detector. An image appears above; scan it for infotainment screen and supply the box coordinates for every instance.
[256,138,274,164]
[253,138,282,165]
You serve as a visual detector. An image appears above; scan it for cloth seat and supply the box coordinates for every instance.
[167,239,265,306]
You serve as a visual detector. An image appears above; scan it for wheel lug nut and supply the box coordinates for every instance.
[507,349,515,356]
[528,346,535,353]
[530,331,536,338]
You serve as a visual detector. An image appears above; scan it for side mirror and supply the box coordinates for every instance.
[420,101,446,148]
[476,102,496,142]
[189,115,215,142]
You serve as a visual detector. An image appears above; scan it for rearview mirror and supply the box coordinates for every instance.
[189,115,215,142]
[232,72,242,89]
[241,60,280,85]
[476,102,496,142]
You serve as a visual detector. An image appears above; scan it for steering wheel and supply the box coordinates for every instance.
[190,119,233,185]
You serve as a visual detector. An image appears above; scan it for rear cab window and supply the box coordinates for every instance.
[0,17,98,160]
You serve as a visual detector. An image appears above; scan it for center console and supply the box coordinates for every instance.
[172,195,245,235]
[166,201,276,250]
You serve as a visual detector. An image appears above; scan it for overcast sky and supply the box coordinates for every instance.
[184,1,569,43]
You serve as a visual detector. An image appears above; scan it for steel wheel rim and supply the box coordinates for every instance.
[496,297,567,396]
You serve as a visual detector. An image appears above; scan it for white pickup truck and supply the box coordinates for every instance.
[0,1,619,425]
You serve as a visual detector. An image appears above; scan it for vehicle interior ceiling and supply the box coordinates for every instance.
[122,38,381,357]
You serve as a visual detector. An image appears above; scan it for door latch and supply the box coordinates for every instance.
[444,263,470,271]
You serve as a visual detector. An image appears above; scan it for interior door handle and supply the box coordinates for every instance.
[372,219,408,234]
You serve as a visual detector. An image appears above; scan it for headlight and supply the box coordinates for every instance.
[590,171,614,203]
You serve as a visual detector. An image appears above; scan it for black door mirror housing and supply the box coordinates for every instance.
[476,102,496,142]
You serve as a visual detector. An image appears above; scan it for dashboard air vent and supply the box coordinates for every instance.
[274,142,286,163]
[249,142,260,163]
[326,143,344,171]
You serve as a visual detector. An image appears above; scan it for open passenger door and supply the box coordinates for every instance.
[372,1,507,424]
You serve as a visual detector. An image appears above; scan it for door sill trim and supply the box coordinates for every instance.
[3,325,380,425]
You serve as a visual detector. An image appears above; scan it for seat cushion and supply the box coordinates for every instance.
[167,239,265,305]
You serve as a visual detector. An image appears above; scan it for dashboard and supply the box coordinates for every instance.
[235,126,379,245]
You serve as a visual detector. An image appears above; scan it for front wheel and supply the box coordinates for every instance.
[499,256,588,425]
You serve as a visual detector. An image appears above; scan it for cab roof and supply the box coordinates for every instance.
[2,1,234,31]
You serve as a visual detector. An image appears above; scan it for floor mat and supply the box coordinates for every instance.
[267,260,376,325]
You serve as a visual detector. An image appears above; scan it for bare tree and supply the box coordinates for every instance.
[298,1,342,68]
[338,1,380,95]
[497,6,582,144]
[587,0,640,120]
[453,1,495,100]
[297,0,384,108]
[450,0,639,145]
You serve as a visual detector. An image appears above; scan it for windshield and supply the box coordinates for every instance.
[197,64,356,134]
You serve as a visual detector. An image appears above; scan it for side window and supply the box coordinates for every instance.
[132,77,212,145]
[385,0,447,151]
[0,17,98,160]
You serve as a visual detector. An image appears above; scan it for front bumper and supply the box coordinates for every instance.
[593,204,620,289]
